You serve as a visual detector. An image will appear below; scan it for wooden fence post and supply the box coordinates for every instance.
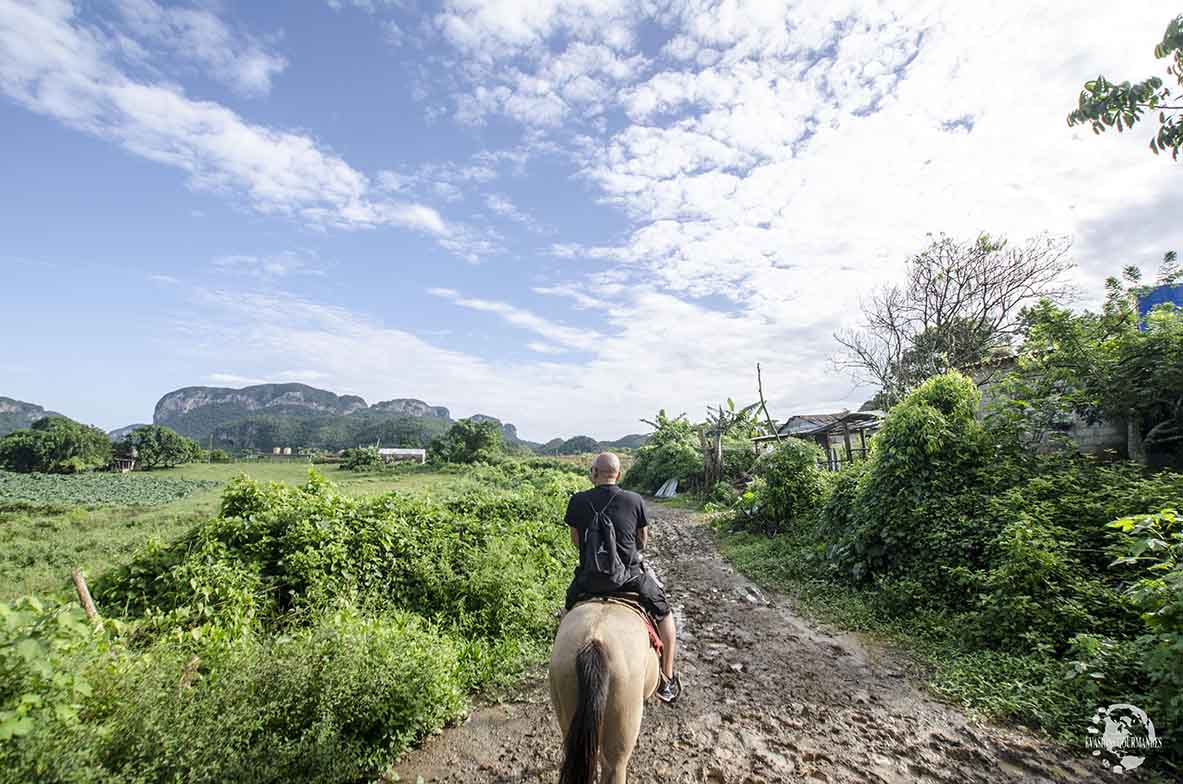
[71,568,99,623]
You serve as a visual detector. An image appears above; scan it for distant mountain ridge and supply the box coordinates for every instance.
[152,383,527,451]
[368,399,450,419]
[107,423,150,441]
[154,383,368,438]
[0,397,65,437]
[538,432,651,455]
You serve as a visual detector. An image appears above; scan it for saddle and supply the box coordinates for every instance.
[572,592,663,655]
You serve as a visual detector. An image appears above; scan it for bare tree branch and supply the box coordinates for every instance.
[833,233,1075,405]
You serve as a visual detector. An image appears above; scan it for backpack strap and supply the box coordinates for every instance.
[587,491,619,519]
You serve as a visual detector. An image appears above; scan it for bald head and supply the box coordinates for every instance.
[591,452,622,485]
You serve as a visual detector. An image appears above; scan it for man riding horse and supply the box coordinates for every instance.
[562,452,680,703]
[550,452,682,783]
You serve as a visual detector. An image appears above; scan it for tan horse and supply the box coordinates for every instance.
[549,601,660,784]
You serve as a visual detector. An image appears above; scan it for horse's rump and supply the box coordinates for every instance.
[549,602,660,784]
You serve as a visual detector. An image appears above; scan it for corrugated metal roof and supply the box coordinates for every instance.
[753,410,884,442]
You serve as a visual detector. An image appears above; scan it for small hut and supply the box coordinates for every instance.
[752,410,884,470]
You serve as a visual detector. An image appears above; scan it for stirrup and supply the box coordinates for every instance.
[657,672,683,704]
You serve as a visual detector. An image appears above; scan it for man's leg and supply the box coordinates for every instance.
[634,567,677,679]
[657,613,677,680]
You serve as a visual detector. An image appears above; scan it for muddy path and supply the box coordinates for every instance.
[391,504,1134,783]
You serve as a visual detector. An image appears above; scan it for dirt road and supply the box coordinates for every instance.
[391,505,1133,783]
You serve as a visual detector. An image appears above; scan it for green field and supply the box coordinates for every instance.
[0,462,461,602]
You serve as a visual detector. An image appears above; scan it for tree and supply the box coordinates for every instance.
[623,410,702,493]
[123,425,201,469]
[428,418,503,464]
[341,446,381,470]
[834,233,1073,406]
[700,399,761,489]
[1019,255,1183,464]
[1067,15,1183,159]
[0,416,111,473]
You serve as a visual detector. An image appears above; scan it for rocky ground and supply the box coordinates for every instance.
[390,504,1139,783]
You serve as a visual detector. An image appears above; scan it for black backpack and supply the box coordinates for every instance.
[578,493,629,592]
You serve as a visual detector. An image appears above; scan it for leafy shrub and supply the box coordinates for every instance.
[753,438,827,529]
[0,597,110,781]
[1107,509,1183,745]
[835,372,992,590]
[705,481,739,508]
[97,470,575,644]
[428,419,504,464]
[623,411,701,493]
[340,446,381,470]
[92,606,466,784]
[721,440,757,482]
[817,460,865,539]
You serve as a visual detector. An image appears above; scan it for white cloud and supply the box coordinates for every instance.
[178,283,858,441]
[484,193,545,232]
[434,2,1181,315]
[0,0,486,257]
[526,341,566,355]
[326,0,405,13]
[115,0,287,96]
[212,251,326,278]
[207,372,266,386]
[427,287,597,350]
[531,285,610,310]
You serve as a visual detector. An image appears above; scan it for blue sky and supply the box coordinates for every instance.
[1,0,1180,441]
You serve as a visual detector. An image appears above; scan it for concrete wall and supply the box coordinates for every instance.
[972,363,1127,457]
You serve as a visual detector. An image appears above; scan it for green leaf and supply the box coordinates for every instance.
[14,638,42,663]
[0,716,35,739]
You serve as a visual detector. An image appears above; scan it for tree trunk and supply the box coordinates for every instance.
[1127,415,1146,465]
[709,432,719,487]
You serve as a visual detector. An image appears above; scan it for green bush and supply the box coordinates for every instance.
[93,607,465,784]
[818,460,865,539]
[715,370,1183,763]
[1104,509,1183,747]
[705,481,739,508]
[721,440,757,482]
[97,470,576,643]
[623,411,701,493]
[428,419,503,464]
[835,372,992,589]
[753,438,827,529]
[340,446,381,470]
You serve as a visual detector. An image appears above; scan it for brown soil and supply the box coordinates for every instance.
[390,504,1139,784]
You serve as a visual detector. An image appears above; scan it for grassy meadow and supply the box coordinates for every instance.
[0,461,462,602]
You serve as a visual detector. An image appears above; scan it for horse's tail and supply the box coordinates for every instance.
[559,639,609,784]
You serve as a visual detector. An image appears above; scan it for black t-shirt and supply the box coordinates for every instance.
[565,484,648,580]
